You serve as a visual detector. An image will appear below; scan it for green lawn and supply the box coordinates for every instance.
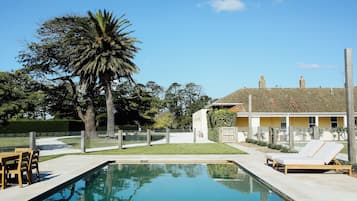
[59,135,166,149]
[340,142,357,154]
[38,143,245,162]
[88,143,246,155]
[40,154,67,162]
[59,137,118,149]
[0,137,29,148]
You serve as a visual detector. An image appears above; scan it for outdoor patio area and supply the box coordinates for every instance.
[1,143,357,201]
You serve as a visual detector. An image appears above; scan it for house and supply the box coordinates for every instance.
[193,76,356,142]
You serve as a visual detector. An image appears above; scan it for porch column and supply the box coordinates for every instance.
[315,116,319,127]
[344,115,348,127]
[286,115,290,130]
[248,94,252,139]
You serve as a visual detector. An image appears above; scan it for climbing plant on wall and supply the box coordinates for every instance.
[207,109,236,128]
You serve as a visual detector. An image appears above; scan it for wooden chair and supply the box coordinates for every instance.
[28,150,40,183]
[0,153,20,189]
[7,151,31,188]
[15,148,32,153]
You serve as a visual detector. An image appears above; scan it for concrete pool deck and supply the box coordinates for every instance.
[1,144,357,201]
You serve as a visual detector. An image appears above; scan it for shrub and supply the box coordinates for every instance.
[257,141,267,146]
[208,128,219,143]
[0,119,84,134]
[246,138,253,143]
[280,146,290,153]
[207,109,236,128]
[268,143,275,149]
[275,144,283,150]
[268,143,283,150]
[245,138,259,144]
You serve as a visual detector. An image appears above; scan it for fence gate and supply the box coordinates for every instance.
[219,127,238,143]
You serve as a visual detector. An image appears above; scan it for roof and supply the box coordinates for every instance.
[215,88,357,113]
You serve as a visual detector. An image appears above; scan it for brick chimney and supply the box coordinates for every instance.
[299,76,305,88]
[259,75,266,88]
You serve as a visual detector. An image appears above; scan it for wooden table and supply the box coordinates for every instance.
[0,152,20,190]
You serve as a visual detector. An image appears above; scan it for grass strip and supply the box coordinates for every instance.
[38,143,245,162]
[88,143,246,155]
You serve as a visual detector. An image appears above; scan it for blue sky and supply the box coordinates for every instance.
[1,0,357,98]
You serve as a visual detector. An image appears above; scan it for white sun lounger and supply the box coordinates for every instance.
[274,142,351,175]
[265,140,324,166]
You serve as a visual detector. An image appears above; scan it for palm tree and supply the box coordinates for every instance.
[69,9,140,136]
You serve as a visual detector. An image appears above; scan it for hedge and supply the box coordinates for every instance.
[207,109,236,128]
[206,109,236,143]
[208,128,219,142]
[0,120,84,134]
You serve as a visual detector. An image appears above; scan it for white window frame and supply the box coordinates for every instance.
[280,117,287,130]
[331,117,338,128]
[309,117,316,128]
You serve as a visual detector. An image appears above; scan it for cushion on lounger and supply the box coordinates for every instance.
[313,142,343,164]
[265,140,323,160]
[275,157,324,165]
[298,140,324,157]
[266,153,301,160]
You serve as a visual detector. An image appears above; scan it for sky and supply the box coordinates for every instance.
[1,0,357,99]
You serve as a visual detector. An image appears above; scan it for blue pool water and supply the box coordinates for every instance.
[42,163,286,201]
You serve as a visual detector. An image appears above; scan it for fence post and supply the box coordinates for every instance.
[166,128,170,144]
[81,130,86,153]
[193,128,197,143]
[118,130,123,149]
[289,126,294,150]
[313,127,319,139]
[147,129,151,146]
[273,128,278,144]
[257,127,262,141]
[268,127,273,144]
[29,132,36,150]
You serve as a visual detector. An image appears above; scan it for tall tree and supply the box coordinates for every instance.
[164,82,212,128]
[0,71,44,122]
[69,9,140,136]
[18,16,98,136]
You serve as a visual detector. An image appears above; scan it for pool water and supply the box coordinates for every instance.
[42,163,285,201]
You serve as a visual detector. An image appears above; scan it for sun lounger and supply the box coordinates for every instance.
[266,140,324,166]
[274,142,351,175]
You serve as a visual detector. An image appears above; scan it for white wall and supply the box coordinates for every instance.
[252,117,260,135]
[192,109,208,140]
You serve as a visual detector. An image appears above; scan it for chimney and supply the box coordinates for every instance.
[259,75,266,88]
[299,76,305,88]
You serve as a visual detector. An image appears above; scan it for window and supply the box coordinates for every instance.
[331,117,338,128]
[280,117,286,129]
[309,117,316,128]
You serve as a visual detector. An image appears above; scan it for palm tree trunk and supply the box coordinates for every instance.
[105,83,115,136]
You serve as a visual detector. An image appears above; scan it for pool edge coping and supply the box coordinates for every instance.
[28,157,291,201]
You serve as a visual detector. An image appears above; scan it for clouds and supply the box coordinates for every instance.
[209,0,246,12]
[297,63,336,69]
[204,0,286,12]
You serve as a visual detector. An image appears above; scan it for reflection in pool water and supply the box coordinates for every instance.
[43,163,285,201]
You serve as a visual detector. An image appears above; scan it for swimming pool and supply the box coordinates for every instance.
[41,163,286,201]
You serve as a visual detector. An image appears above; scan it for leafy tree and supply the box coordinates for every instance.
[164,82,212,128]
[153,112,174,129]
[165,82,183,117]
[112,81,158,127]
[68,9,140,136]
[0,71,44,123]
[18,16,98,136]
[146,81,164,98]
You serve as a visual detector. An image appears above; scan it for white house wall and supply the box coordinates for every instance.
[192,109,208,140]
